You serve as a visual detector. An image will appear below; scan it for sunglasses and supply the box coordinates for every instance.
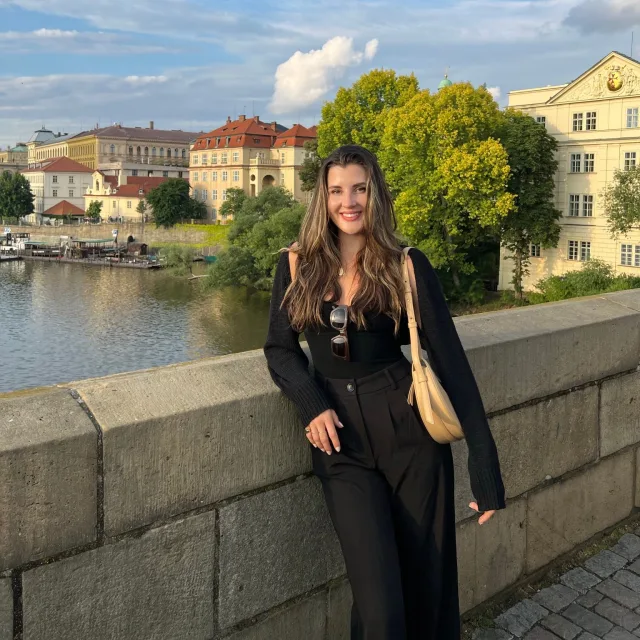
[329,304,350,361]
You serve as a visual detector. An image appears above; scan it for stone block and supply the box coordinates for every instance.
[495,599,549,637]
[472,630,514,640]
[327,579,352,640]
[576,590,604,608]
[614,569,640,593]
[533,584,578,613]
[225,592,326,640]
[603,627,638,640]
[585,551,628,579]
[457,498,527,612]
[22,511,215,640]
[522,627,561,639]
[610,535,640,562]
[76,351,314,536]
[0,389,97,570]
[217,478,344,629]
[562,603,613,637]
[457,297,640,413]
[527,451,634,572]
[561,568,601,595]
[575,634,598,640]
[600,372,640,456]
[540,612,582,638]
[594,597,640,631]
[0,577,12,640]
[595,579,640,610]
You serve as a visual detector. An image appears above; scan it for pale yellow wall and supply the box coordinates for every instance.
[501,53,640,290]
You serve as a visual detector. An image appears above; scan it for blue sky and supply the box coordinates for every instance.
[0,0,639,147]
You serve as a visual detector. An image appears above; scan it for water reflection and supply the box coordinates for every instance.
[0,261,271,393]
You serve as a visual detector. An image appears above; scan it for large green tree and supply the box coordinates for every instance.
[498,110,562,299]
[86,200,103,220]
[0,170,35,221]
[317,69,419,156]
[602,166,640,235]
[219,188,248,224]
[146,178,205,228]
[379,83,514,293]
[299,140,323,192]
[206,186,304,290]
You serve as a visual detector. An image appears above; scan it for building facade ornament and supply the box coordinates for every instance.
[558,62,640,102]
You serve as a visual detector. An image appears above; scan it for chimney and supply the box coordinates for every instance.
[239,115,246,121]
[270,122,277,131]
[149,121,154,129]
[253,115,259,122]
[227,116,232,124]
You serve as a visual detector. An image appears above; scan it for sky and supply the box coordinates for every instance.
[0,0,639,148]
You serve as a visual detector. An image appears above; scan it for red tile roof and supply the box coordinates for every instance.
[43,200,85,216]
[103,176,118,187]
[273,124,317,148]
[99,176,186,197]
[192,116,288,151]
[24,157,94,173]
[73,124,201,144]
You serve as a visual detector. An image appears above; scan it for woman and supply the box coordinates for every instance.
[263,145,505,639]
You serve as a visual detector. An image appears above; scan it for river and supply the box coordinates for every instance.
[0,260,272,393]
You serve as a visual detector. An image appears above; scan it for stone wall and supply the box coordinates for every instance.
[2,290,640,639]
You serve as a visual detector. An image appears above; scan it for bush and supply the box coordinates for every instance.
[159,244,196,276]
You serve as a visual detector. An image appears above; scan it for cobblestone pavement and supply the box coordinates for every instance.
[473,531,640,640]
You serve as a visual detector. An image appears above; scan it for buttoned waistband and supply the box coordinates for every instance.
[314,357,411,397]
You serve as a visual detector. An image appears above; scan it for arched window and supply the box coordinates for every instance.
[182,149,186,159]
[159,148,164,157]
[152,147,157,157]
[175,148,179,158]
[167,149,172,158]
[96,180,99,191]
[137,146,141,157]
[110,144,115,154]
[144,147,149,156]
[129,146,133,156]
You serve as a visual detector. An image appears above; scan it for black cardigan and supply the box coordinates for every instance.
[263,247,506,512]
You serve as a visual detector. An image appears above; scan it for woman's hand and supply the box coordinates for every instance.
[305,409,344,455]
[469,501,496,525]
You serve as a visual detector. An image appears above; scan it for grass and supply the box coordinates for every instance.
[151,223,230,251]
[461,513,640,639]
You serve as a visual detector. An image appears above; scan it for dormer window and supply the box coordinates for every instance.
[138,189,144,195]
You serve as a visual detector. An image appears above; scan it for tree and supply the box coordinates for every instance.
[219,188,248,222]
[602,166,640,235]
[498,110,562,299]
[317,69,419,156]
[146,178,202,228]
[86,200,103,220]
[379,83,515,295]
[299,140,323,192]
[136,199,148,219]
[0,170,34,221]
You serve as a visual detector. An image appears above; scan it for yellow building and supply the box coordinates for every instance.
[189,116,316,222]
[500,51,640,290]
[0,143,28,174]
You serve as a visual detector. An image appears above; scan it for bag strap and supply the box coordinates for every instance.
[401,247,423,367]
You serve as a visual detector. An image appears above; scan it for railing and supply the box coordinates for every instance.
[112,156,190,168]
[249,158,280,166]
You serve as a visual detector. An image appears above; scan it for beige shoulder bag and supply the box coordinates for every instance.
[401,247,465,444]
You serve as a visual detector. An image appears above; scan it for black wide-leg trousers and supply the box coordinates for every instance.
[312,358,460,640]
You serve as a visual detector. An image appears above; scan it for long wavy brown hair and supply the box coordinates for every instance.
[282,144,405,333]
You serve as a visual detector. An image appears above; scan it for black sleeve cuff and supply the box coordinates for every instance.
[469,460,507,512]
[288,377,333,427]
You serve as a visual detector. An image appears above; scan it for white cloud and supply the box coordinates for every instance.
[269,36,379,114]
[563,0,640,33]
[125,75,168,84]
[487,86,501,100]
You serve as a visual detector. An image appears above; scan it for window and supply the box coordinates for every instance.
[127,201,132,209]
[152,147,157,157]
[167,149,172,159]
[221,153,228,164]
[53,175,58,183]
[586,112,597,130]
[163,171,169,178]
[232,151,239,162]
[216,137,221,147]
[570,153,581,173]
[193,172,199,182]
[182,150,186,159]
[129,146,133,155]
[222,189,228,201]
[202,172,208,182]
[212,171,218,181]
[193,188,199,199]
[222,171,228,181]
[110,144,116,154]
[625,152,637,171]
[636,246,640,268]
[202,154,208,165]
[568,240,579,261]
[536,116,546,126]
[52,189,58,197]
[145,147,149,156]
[582,195,594,217]
[621,244,633,265]
[202,189,208,201]
[112,201,117,209]
[212,153,218,164]
[211,208,217,220]
[212,189,218,201]
[530,244,541,257]
[254,138,261,144]
[569,194,580,217]
[281,153,286,164]
[232,170,239,182]
[580,241,591,261]
[178,171,183,178]
[132,169,138,177]
[225,136,231,147]
[193,155,199,166]
[573,113,583,131]
[160,148,164,157]
[69,190,74,198]
[69,176,74,184]
[584,154,595,172]
[627,108,639,129]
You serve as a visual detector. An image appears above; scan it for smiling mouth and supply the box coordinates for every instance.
[340,211,362,221]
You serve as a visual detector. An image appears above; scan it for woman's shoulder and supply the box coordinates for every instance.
[401,245,433,272]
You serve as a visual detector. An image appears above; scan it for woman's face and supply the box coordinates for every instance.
[327,163,368,236]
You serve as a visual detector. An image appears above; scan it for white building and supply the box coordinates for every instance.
[22,157,93,223]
